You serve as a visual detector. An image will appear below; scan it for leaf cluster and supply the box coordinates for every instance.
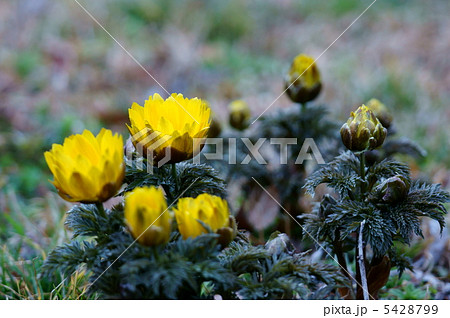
[123,160,227,204]
[42,199,345,299]
[303,151,449,267]
[219,240,346,299]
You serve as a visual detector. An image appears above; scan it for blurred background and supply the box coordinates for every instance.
[0,0,449,299]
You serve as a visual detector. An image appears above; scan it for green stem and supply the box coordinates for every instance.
[359,152,366,200]
[171,163,178,193]
[96,202,106,219]
[301,102,307,113]
[151,246,160,262]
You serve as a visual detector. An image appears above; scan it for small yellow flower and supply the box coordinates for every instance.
[127,93,211,165]
[340,105,387,152]
[285,54,322,104]
[44,129,124,203]
[229,100,251,130]
[366,98,393,129]
[124,186,172,246]
[174,194,232,241]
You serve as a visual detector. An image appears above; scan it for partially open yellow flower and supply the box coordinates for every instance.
[229,100,251,130]
[44,129,124,203]
[127,93,211,165]
[285,54,322,104]
[124,186,172,246]
[340,105,387,152]
[174,194,234,243]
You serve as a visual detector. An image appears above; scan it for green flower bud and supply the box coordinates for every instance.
[340,105,387,152]
[229,100,251,130]
[265,231,294,256]
[377,175,410,203]
[208,115,222,138]
[285,54,322,104]
[216,216,237,247]
[318,194,337,219]
[366,98,393,129]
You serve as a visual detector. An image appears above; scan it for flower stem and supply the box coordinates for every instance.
[171,163,178,193]
[358,220,369,300]
[301,102,307,113]
[96,202,106,219]
[356,151,369,299]
[359,152,366,199]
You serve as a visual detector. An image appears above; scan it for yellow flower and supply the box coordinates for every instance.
[44,129,124,203]
[124,186,172,246]
[229,100,251,130]
[340,105,387,152]
[285,54,322,104]
[174,194,234,242]
[127,93,211,165]
[366,98,393,129]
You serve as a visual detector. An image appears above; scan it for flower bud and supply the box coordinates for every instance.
[265,231,294,256]
[124,186,172,246]
[318,194,337,219]
[377,175,410,203]
[285,54,321,104]
[208,114,222,138]
[174,194,236,246]
[216,216,237,247]
[340,105,387,152]
[366,98,393,129]
[229,100,251,130]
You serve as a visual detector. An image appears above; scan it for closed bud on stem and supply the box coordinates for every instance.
[366,98,393,129]
[318,194,337,218]
[285,54,321,104]
[377,175,410,203]
[265,231,294,256]
[340,105,387,152]
[216,216,237,247]
[229,100,251,131]
[174,194,236,246]
[124,186,172,246]
[208,115,222,138]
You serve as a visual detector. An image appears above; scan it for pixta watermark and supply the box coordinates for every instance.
[126,130,325,174]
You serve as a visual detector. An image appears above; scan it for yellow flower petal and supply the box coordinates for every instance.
[127,93,211,165]
[44,129,124,203]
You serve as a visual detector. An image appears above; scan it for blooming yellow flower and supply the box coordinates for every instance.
[124,186,172,246]
[174,194,231,240]
[340,105,387,152]
[366,98,393,129]
[127,93,211,165]
[285,54,322,104]
[44,129,124,203]
[229,100,251,130]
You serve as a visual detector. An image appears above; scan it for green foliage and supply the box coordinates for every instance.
[380,274,436,300]
[208,103,341,237]
[42,200,344,299]
[219,240,345,299]
[304,151,360,199]
[303,149,449,298]
[305,152,448,255]
[124,160,227,204]
[259,104,338,145]
[382,137,426,159]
